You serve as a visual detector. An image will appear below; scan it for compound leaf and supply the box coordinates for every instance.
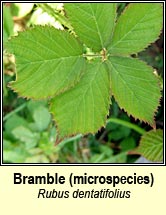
[135,129,163,161]
[65,3,117,52]
[5,3,163,140]
[109,3,163,55]
[107,56,161,126]
[50,59,110,137]
[6,25,85,99]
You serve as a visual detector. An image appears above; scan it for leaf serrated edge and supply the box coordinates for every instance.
[49,75,112,141]
[50,101,111,144]
[4,4,163,141]
[109,3,163,56]
[5,24,86,100]
[7,59,86,101]
[65,3,118,52]
[108,56,162,128]
[132,129,163,162]
[112,84,162,129]
[49,98,111,141]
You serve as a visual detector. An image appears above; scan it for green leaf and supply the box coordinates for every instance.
[3,150,28,163]
[107,56,161,126]
[12,126,39,149]
[25,155,50,163]
[108,3,163,55]
[3,139,13,150]
[5,3,163,140]
[135,129,163,161]
[27,100,47,114]
[101,152,127,163]
[65,3,117,52]
[33,106,51,132]
[3,5,14,42]
[108,125,131,141]
[6,26,85,99]
[90,146,113,163]
[120,137,136,152]
[5,114,29,137]
[50,59,110,137]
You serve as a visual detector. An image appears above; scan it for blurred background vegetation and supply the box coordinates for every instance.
[3,3,163,163]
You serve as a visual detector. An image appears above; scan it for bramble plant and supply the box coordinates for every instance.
[6,3,163,142]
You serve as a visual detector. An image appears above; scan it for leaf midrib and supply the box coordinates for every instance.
[109,60,146,116]
[59,62,106,132]
[89,4,104,48]
[16,55,83,65]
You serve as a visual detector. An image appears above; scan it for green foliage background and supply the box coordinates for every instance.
[3,3,163,163]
